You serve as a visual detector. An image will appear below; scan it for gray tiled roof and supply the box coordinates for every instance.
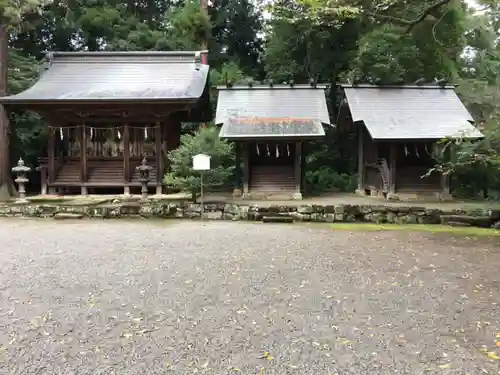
[343,85,482,139]
[216,85,331,139]
[0,51,209,103]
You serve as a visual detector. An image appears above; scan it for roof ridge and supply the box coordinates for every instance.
[48,50,206,58]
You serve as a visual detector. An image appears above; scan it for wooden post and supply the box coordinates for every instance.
[155,121,163,195]
[48,127,55,186]
[232,142,242,197]
[356,125,364,194]
[293,141,302,200]
[80,123,88,195]
[39,167,47,195]
[123,123,130,195]
[389,143,396,195]
[242,142,249,197]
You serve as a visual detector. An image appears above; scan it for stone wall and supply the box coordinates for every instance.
[1,199,499,228]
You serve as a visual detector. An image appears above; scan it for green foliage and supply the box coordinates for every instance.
[209,0,264,77]
[305,166,357,194]
[163,127,234,201]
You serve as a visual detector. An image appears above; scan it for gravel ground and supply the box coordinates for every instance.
[0,219,499,375]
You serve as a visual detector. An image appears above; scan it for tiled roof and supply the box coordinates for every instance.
[216,85,330,139]
[0,51,209,103]
[342,84,482,139]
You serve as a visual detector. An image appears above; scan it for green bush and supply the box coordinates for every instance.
[305,166,357,195]
[163,127,234,201]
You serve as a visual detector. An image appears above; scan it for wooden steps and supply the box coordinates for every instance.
[51,159,160,187]
[88,160,123,184]
[250,166,296,193]
[396,167,440,192]
[56,161,80,184]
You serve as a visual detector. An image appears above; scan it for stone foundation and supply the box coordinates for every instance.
[1,199,499,228]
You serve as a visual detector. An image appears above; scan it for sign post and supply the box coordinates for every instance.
[192,153,211,220]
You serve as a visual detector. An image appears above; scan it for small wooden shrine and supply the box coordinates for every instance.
[215,83,331,199]
[340,84,483,199]
[0,51,211,195]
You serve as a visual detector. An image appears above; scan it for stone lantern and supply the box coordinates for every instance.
[135,157,153,199]
[12,158,31,201]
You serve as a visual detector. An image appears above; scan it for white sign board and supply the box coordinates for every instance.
[192,153,211,171]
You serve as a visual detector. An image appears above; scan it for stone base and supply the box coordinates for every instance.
[156,186,163,195]
[355,188,367,196]
[386,192,399,201]
[81,186,88,195]
[0,198,496,228]
[436,192,453,201]
[123,186,131,196]
[292,192,303,200]
[232,188,242,197]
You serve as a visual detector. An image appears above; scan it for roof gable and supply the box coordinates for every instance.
[0,51,209,104]
[342,85,482,140]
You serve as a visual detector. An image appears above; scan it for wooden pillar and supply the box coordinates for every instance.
[155,121,163,195]
[356,125,364,193]
[389,143,396,195]
[233,142,242,197]
[242,142,249,197]
[80,123,88,195]
[48,127,55,187]
[123,123,130,195]
[293,141,303,200]
[39,167,47,195]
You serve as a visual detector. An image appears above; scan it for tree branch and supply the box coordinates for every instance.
[366,0,453,33]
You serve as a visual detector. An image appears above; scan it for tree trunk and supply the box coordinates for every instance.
[0,24,15,201]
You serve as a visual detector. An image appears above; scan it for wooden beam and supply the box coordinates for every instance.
[242,142,249,197]
[293,141,303,199]
[233,142,242,196]
[155,121,163,193]
[80,123,87,182]
[48,127,55,184]
[123,123,130,182]
[357,125,364,191]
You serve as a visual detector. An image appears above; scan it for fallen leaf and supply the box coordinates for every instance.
[259,351,274,361]
[487,352,500,360]
[438,363,450,369]
[496,342,500,347]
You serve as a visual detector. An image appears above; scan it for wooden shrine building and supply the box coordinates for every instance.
[340,84,483,199]
[0,51,211,195]
[216,84,331,199]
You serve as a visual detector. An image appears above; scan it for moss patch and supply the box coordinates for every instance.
[331,223,500,236]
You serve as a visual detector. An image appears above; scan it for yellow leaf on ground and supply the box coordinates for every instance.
[438,363,450,369]
[496,341,500,347]
[487,352,500,360]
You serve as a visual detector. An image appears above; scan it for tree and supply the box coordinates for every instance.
[270,0,457,30]
[209,0,264,78]
[163,127,234,201]
[0,0,50,200]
